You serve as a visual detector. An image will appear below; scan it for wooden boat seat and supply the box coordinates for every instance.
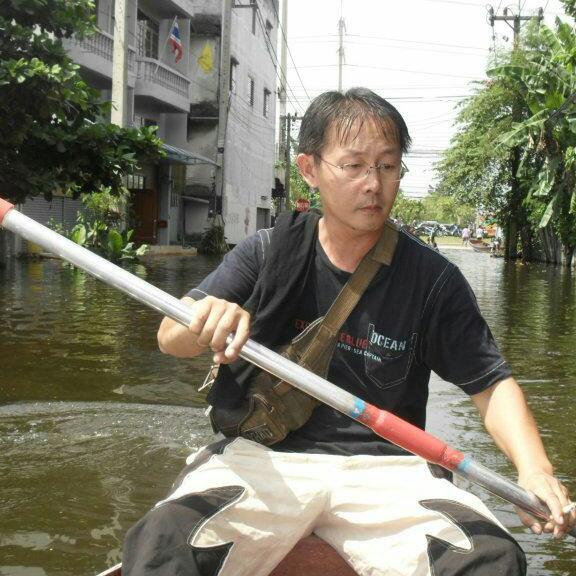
[270,534,357,575]
[98,535,357,576]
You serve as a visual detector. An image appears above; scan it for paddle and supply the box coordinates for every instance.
[1,197,574,538]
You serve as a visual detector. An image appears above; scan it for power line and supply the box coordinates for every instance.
[250,4,306,114]
[267,0,312,102]
[291,33,486,53]
[344,33,490,52]
[289,63,481,80]
[343,39,489,58]
[418,0,502,7]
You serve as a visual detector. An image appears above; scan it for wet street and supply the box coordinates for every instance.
[0,248,575,575]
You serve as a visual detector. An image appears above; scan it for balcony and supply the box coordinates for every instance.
[135,57,191,113]
[65,29,136,89]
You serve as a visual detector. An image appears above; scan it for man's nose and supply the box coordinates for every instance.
[364,166,382,189]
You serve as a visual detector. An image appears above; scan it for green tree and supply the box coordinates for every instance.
[275,162,322,211]
[435,5,576,265]
[391,191,424,225]
[421,193,475,226]
[0,0,163,204]
[434,79,518,241]
[487,16,576,266]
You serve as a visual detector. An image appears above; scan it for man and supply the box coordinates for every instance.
[461,226,470,246]
[123,88,574,576]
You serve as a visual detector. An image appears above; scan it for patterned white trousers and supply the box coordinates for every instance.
[138,438,525,576]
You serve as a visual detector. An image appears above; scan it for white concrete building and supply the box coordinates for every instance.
[12,0,278,250]
[184,0,279,244]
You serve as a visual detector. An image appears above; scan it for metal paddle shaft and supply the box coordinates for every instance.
[1,198,573,537]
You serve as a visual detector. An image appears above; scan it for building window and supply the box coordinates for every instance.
[230,57,239,94]
[133,115,158,129]
[251,0,257,35]
[248,77,255,107]
[126,173,146,191]
[263,88,271,117]
[137,10,159,59]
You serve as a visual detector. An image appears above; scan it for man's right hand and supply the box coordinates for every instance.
[157,296,251,364]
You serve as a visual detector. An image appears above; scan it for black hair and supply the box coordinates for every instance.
[297,87,411,156]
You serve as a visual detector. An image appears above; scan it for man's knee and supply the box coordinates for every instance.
[421,499,527,576]
[123,486,245,576]
[497,537,527,576]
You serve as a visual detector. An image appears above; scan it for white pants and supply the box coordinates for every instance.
[137,438,524,576]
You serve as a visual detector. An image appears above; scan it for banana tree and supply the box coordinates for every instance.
[488,17,576,266]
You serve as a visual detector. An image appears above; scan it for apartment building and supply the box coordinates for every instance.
[12,0,278,251]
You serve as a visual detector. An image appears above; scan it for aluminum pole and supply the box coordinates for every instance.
[0,198,573,537]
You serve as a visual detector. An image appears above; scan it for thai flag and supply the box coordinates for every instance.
[169,19,183,63]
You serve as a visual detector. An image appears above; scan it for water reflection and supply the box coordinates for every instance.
[0,402,213,576]
[0,251,575,575]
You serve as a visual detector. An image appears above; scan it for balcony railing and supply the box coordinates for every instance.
[68,29,136,73]
[136,57,190,99]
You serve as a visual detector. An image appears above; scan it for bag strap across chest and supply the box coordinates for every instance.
[289,220,399,374]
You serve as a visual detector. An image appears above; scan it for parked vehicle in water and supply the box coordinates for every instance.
[443,223,461,237]
[414,220,441,237]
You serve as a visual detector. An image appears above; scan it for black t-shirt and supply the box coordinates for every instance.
[188,227,511,456]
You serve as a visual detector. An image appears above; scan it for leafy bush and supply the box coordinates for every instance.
[199,216,228,255]
[68,218,148,262]
[48,189,148,262]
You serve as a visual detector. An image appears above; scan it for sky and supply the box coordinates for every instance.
[280,0,569,198]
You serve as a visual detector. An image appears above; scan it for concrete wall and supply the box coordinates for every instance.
[58,0,277,249]
[186,121,218,191]
[221,0,278,244]
[189,36,220,107]
[184,198,210,236]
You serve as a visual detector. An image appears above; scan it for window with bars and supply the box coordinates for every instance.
[230,57,239,94]
[125,173,146,191]
[137,10,159,59]
[251,0,257,35]
[263,88,271,117]
[133,115,158,129]
[248,77,255,107]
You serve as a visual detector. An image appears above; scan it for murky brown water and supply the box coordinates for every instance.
[0,249,575,575]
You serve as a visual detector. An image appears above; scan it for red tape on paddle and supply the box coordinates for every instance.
[359,404,465,470]
[0,198,14,225]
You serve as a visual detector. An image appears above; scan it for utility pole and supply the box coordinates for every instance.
[279,113,299,211]
[285,113,292,208]
[488,5,543,260]
[111,0,128,126]
[278,0,288,159]
[488,6,543,48]
[337,15,345,92]
[215,0,233,214]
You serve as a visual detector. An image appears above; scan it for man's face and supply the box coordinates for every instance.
[297,119,403,235]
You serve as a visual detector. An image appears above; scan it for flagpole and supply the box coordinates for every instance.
[154,15,178,78]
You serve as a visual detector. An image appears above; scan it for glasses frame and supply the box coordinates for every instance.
[316,155,409,182]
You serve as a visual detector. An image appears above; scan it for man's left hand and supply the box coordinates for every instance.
[517,470,576,538]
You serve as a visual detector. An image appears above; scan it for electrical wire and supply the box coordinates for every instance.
[251,4,306,113]
[267,0,313,102]
[290,63,481,80]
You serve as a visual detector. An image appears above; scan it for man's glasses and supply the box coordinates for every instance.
[317,156,409,182]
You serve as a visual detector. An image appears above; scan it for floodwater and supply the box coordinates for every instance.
[0,248,575,575]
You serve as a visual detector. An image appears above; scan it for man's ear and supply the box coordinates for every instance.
[295,153,318,188]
